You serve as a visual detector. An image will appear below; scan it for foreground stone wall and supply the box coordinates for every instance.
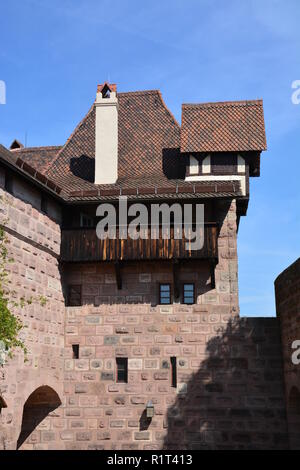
[56,200,286,450]
[0,177,65,450]
[165,316,287,449]
[0,182,290,450]
[275,258,300,449]
[62,259,237,450]
[62,299,287,449]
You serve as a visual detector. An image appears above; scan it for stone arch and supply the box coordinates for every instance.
[17,385,61,450]
[288,386,300,449]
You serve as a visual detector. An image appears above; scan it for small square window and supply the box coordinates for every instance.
[72,344,79,359]
[183,283,195,305]
[67,285,82,306]
[159,284,171,305]
[116,358,128,383]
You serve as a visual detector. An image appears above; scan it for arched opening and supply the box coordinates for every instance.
[0,394,7,412]
[17,386,61,450]
[288,386,300,449]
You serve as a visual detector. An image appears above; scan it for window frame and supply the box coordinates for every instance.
[182,282,195,305]
[159,283,172,305]
[116,357,128,383]
[72,344,79,359]
[170,356,177,388]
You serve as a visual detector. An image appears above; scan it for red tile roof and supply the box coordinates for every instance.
[11,146,62,174]
[181,100,267,153]
[0,144,64,197]
[0,88,266,202]
[45,90,182,194]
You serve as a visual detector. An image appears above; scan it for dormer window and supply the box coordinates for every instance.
[189,156,199,175]
[202,155,211,174]
[187,154,211,178]
[237,155,245,173]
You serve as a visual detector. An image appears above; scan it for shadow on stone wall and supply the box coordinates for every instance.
[163,317,289,450]
[17,386,61,450]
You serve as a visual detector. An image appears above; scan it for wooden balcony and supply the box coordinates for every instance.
[60,224,218,263]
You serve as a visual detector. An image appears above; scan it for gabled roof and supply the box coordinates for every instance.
[0,88,267,203]
[181,100,267,153]
[44,90,182,195]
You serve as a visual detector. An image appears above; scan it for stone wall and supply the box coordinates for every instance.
[43,198,239,449]
[165,316,288,449]
[0,177,290,450]
[0,174,65,450]
[56,199,285,450]
[61,291,288,449]
[275,258,300,449]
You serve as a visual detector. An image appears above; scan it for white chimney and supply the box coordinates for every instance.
[95,83,118,184]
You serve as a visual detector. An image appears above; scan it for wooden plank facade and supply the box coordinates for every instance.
[61,224,218,262]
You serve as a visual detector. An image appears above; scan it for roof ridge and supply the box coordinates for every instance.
[157,91,180,129]
[119,89,160,97]
[11,145,62,152]
[182,99,263,108]
[46,103,95,173]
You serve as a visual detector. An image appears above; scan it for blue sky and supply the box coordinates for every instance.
[0,0,299,316]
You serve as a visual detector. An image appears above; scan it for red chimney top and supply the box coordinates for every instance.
[97,82,117,94]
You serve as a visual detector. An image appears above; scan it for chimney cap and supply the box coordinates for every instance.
[10,139,24,150]
[97,82,117,94]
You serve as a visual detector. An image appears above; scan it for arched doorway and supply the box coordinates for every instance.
[288,386,300,450]
[17,386,61,450]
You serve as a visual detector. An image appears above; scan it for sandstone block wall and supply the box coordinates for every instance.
[0,179,290,450]
[61,298,287,449]
[55,199,286,450]
[275,258,300,449]
[0,176,65,450]
[61,257,238,450]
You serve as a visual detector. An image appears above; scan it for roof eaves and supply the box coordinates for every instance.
[0,145,68,201]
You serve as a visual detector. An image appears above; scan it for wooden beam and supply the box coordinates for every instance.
[114,262,122,290]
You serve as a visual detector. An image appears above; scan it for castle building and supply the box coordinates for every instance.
[0,83,299,450]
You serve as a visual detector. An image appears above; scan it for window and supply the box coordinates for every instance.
[41,196,48,214]
[116,358,128,383]
[183,283,195,305]
[67,285,82,306]
[237,155,246,173]
[202,155,211,174]
[72,344,79,359]
[170,356,177,388]
[4,173,13,194]
[159,284,171,305]
[189,156,199,175]
[80,213,94,228]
